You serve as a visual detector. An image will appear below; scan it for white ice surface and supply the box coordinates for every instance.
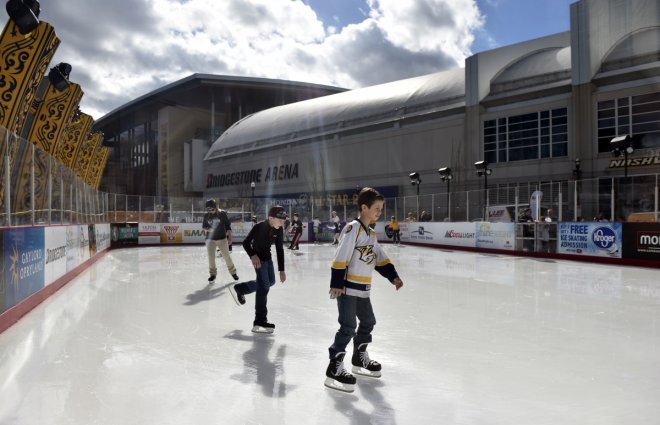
[1,244,659,425]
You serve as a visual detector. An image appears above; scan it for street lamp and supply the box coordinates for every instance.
[6,0,41,34]
[573,158,582,221]
[610,135,634,177]
[572,158,582,180]
[250,181,255,216]
[409,172,422,220]
[438,167,452,221]
[474,161,492,220]
[48,63,72,92]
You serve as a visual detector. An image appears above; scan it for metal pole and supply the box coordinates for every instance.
[466,191,470,221]
[655,174,658,222]
[515,187,519,222]
[47,155,52,225]
[558,182,563,221]
[5,129,11,226]
[573,181,578,221]
[60,170,64,225]
[416,184,419,221]
[30,143,35,225]
[610,178,615,222]
[446,180,450,221]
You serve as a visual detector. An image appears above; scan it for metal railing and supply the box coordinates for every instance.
[1,126,658,227]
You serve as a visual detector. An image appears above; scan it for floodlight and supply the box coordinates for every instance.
[48,63,72,92]
[6,0,41,34]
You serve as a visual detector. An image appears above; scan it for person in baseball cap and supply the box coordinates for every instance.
[229,205,287,333]
[269,205,287,219]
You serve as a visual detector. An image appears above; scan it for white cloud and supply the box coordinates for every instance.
[32,0,483,119]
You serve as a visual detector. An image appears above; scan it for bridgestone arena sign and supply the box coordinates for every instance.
[206,163,299,188]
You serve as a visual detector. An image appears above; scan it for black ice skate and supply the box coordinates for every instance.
[232,273,239,281]
[252,321,275,334]
[208,275,216,283]
[325,352,356,392]
[351,343,382,378]
[229,284,245,305]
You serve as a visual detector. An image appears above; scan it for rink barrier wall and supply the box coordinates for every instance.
[2,219,658,334]
[0,224,111,334]
[112,221,659,268]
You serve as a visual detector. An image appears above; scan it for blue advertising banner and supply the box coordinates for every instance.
[558,222,623,258]
[4,227,45,310]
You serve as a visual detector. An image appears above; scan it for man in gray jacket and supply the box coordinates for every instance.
[203,199,239,283]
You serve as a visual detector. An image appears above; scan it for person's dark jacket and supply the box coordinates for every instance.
[242,220,285,271]
[203,210,231,240]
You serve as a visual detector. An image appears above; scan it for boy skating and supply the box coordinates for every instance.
[325,188,403,392]
[229,206,287,334]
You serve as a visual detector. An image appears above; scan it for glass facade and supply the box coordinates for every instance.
[597,91,660,152]
[484,108,568,164]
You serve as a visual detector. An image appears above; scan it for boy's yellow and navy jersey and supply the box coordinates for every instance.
[330,219,399,298]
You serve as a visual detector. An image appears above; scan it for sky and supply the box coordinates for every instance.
[20,0,576,119]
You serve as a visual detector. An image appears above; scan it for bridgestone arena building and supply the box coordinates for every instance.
[202,0,660,222]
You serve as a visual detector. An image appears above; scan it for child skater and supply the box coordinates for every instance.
[288,213,303,250]
[229,206,287,334]
[331,211,341,245]
[388,216,400,245]
[324,187,403,392]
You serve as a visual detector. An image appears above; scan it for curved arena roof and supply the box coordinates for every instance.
[205,67,466,160]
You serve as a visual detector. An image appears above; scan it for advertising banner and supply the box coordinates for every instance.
[139,223,160,244]
[66,226,80,272]
[475,222,515,250]
[45,227,67,286]
[486,206,513,223]
[160,224,183,243]
[95,223,111,252]
[557,222,623,258]
[111,223,138,246]
[3,227,45,310]
[182,223,207,243]
[622,222,660,260]
[400,222,477,247]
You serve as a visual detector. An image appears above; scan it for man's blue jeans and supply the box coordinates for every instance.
[235,260,276,323]
[328,295,376,358]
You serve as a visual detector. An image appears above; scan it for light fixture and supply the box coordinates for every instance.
[573,158,582,179]
[48,63,72,92]
[438,167,453,221]
[474,160,492,220]
[409,172,421,186]
[6,0,41,35]
[438,167,452,182]
[474,160,492,177]
[610,135,634,177]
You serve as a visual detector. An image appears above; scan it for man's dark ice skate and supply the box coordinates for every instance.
[351,343,382,378]
[325,352,356,392]
[208,275,216,284]
[229,284,245,305]
[252,321,275,334]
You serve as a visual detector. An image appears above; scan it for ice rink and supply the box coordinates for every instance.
[1,243,659,425]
